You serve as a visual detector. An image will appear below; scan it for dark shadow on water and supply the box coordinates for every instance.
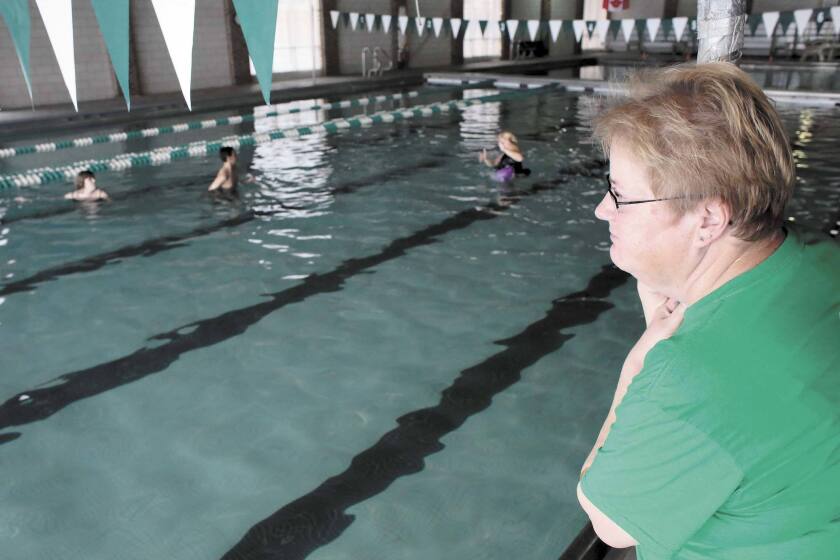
[220,264,629,560]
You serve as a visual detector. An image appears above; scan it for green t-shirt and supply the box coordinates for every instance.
[581,227,840,559]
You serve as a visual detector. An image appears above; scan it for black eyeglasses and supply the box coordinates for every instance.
[604,173,681,210]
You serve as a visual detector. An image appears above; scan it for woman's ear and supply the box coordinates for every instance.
[695,198,731,247]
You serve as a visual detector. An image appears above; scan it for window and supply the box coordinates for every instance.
[250,0,323,75]
[463,0,502,60]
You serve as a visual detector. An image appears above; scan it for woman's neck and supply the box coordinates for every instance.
[678,230,785,306]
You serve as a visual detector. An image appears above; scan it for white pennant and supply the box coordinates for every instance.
[793,9,812,36]
[398,15,409,34]
[672,16,688,41]
[414,16,424,36]
[34,0,77,110]
[381,15,392,32]
[621,18,636,42]
[833,8,840,38]
[450,18,462,38]
[432,17,443,37]
[548,20,562,42]
[151,0,195,110]
[646,17,661,41]
[348,12,359,30]
[506,19,519,41]
[594,19,610,40]
[527,20,540,40]
[572,20,585,43]
[762,11,779,38]
[486,20,500,39]
[330,10,340,29]
[365,13,375,32]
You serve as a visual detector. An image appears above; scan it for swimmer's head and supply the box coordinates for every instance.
[219,146,237,163]
[74,170,96,190]
[497,131,521,154]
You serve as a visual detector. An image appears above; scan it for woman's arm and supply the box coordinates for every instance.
[580,299,686,478]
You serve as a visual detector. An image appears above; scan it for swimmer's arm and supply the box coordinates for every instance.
[241,172,257,184]
[98,190,110,201]
[208,168,229,191]
[64,192,75,200]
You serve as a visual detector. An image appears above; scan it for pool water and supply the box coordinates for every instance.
[0,86,837,560]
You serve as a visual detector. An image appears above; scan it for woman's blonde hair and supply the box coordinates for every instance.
[498,130,518,145]
[593,62,794,241]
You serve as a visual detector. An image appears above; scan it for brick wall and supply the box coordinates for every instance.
[0,0,118,109]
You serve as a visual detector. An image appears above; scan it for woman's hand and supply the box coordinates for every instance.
[627,298,686,369]
[637,280,668,326]
[478,148,487,163]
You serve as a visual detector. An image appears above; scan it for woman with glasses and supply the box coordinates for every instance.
[576,62,839,559]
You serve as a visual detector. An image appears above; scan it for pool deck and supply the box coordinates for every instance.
[0,55,595,142]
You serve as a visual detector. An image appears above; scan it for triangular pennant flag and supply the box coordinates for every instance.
[549,20,562,42]
[646,17,661,41]
[413,16,424,36]
[35,0,78,110]
[382,14,392,32]
[608,19,622,40]
[832,7,840,38]
[330,10,339,29]
[432,16,443,37]
[365,13,376,32]
[585,20,596,38]
[671,17,688,41]
[747,14,761,36]
[659,18,673,40]
[0,0,34,105]
[527,20,540,40]
[793,9,812,36]
[151,0,195,110]
[349,12,359,30]
[762,12,779,38]
[594,19,610,41]
[621,18,635,42]
[398,15,408,34]
[635,18,647,41]
[425,17,434,34]
[450,18,462,38]
[505,19,518,41]
[90,0,130,109]
[232,0,277,106]
[778,11,794,35]
[479,20,488,36]
[572,20,585,42]
[814,9,826,34]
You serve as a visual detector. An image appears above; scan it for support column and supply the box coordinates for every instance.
[501,0,512,60]
[320,0,340,75]
[128,0,143,96]
[225,0,254,86]
[451,0,463,65]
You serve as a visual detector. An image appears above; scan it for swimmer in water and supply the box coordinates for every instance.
[479,131,531,180]
[208,146,240,192]
[65,170,110,202]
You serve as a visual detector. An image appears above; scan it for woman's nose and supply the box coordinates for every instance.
[594,192,614,222]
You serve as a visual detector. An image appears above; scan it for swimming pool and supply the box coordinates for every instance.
[0,84,837,559]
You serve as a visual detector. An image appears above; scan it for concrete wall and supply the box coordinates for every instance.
[334,0,394,76]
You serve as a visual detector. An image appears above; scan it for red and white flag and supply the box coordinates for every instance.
[603,0,629,12]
